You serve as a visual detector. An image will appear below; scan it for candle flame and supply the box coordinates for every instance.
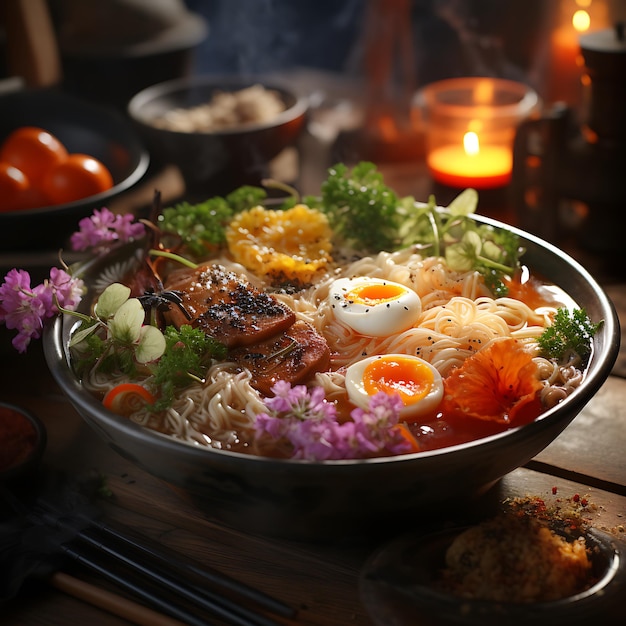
[572,9,590,33]
[463,131,480,156]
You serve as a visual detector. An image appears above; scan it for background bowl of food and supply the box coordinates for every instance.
[42,171,620,541]
[360,495,625,625]
[0,89,150,252]
[127,75,308,195]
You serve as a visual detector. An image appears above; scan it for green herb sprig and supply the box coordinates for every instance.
[308,162,522,295]
[158,185,266,257]
[537,307,602,364]
[148,325,226,411]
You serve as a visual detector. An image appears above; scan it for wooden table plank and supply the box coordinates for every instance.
[532,375,626,491]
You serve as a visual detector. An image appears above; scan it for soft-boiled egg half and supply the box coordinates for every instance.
[345,354,443,422]
[328,277,422,337]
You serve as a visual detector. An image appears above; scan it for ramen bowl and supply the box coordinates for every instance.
[42,214,620,541]
[127,75,308,195]
[0,89,149,252]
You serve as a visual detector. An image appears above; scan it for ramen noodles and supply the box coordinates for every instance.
[77,210,589,460]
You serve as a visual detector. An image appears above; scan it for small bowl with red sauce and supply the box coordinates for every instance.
[0,402,47,482]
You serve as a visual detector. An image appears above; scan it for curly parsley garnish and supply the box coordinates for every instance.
[538,308,602,364]
[149,325,226,411]
[305,161,407,251]
[158,185,266,256]
[308,162,522,295]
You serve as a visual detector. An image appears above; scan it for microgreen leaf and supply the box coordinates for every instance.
[447,187,478,216]
[95,283,131,319]
[108,299,145,344]
[136,325,167,363]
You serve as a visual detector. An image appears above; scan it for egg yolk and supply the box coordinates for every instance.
[363,356,434,406]
[346,283,407,305]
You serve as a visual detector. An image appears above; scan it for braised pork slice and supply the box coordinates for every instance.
[163,264,296,348]
[228,320,331,395]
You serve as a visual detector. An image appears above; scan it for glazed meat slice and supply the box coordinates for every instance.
[163,263,296,348]
[229,320,331,395]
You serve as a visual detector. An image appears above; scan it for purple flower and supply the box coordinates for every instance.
[0,268,84,353]
[255,383,413,461]
[70,207,146,252]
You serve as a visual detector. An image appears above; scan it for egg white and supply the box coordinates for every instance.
[328,277,422,337]
[345,354,443,421]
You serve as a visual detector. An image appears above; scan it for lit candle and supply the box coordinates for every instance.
[427,131,512,189]
[414,77,538,191]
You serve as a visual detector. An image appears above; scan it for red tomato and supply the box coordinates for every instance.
[19,185,53,210]
[0,126,68,181]
[0,162,30,212]
[41,153,114,205]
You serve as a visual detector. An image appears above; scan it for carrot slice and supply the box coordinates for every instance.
[102,383,155,417]
[393,422,421,453]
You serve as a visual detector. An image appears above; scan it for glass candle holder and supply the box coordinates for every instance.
[414,77,539,189]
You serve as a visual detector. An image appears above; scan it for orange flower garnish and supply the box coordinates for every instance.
[442,338,542,424]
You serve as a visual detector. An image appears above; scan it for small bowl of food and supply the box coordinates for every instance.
[360,494,625,625]
[127,75,308,195]
[0,89,149,251]
[0,402,47,483]
[41,166,620,541]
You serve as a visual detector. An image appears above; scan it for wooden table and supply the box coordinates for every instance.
[1,123,626,625]
[1,263,625,626]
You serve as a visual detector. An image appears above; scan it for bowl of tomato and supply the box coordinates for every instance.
[0,89,149,252]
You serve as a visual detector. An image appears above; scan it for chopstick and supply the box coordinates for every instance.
[57,542,214,626]
[82,514,295,619]
[50,571,188,626]
[35,504,294,626]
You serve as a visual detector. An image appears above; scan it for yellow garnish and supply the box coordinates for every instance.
[225,204,333,285]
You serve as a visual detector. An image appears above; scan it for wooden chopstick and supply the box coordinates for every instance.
[50,571,188,626]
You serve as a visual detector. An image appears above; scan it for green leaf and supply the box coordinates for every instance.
[447,188,478,216]
[445,242,475,272]
[95,283,131,319]
[136,325,166,363]
[109,298,145,344]
[68,320,100,348]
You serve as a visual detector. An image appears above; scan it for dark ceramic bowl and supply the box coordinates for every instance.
[127,75,308,195]
[359,526,625,625]
[0,89,150,251]
[0,402,47,482]
[42,215,620,541]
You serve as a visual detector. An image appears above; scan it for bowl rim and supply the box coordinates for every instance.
[42,212,621,469]
[127,74,310,137]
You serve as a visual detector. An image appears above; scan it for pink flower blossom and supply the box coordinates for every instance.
[70,207,145,252]
[0,268,84,353]
[255,382,412,461]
